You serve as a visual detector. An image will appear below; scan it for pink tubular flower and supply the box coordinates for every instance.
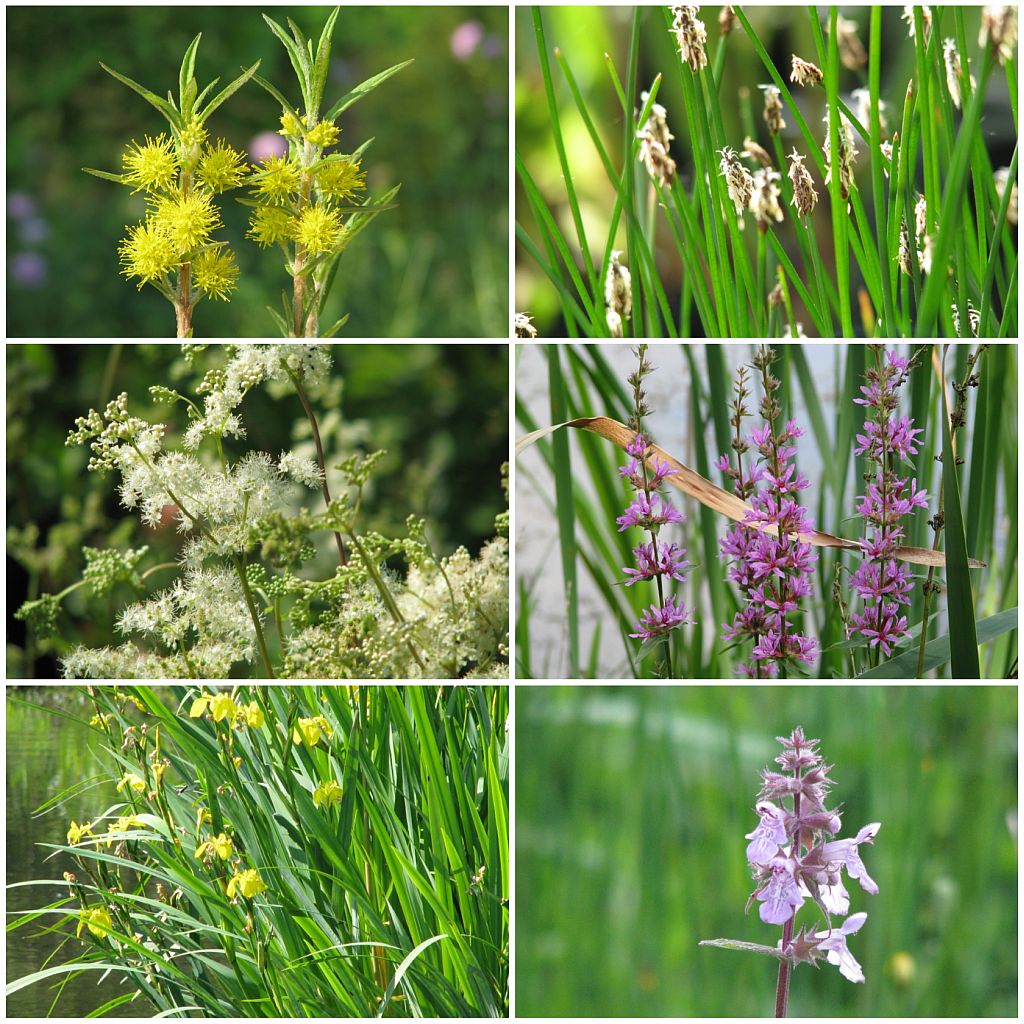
[814,912,868,983]
[615,492,685,532]
[702,726,880,992]
[623,541,691,587]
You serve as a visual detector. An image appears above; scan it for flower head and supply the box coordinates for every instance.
[77,906,113,940]
[197,140,247,193]
[247,204,297,247]
[719,147,754,218]
[250,155,302,204]
[67,820,95,845]
[192,247,239,301]
[118,221,180,287]
[227,868,266,899]
[315,159,367,203]
[294,205,346,255]
[669,5,708,72]
[116,772,146,795]
[195,832,234,861]
[760,85,786,135]
[313,779,343,808]
[305,119,340,148]
[790,55,823,87]
[149,189,222,253]
[292,715,334,746]
[121,134,178,194]
[787,150,817,217]
[628,594,695,639]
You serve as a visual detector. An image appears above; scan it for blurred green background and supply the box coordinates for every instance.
[516,685,1017,1017]
[515,6,1018,336]
[6,343,508,677]
[8,6,508,337]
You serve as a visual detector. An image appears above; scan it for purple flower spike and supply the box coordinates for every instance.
[701,726,880,999]
[615,352,695,651]
[717,350,817,677]
[849,350,929,663]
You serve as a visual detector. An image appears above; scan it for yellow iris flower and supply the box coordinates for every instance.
[312,779,342,809]
[77,906,113,939]
[195,832,234,861]
[227,868,266,899]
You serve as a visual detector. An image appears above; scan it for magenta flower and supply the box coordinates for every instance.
[623,541,691,587]
[628,594,695,639]
[848,349,929,662]
[615,348,695,654]
[717,350,817,677]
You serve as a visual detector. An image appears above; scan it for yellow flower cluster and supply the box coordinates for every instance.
[115,132,244,300]
[195,832,234,861]
[312,779,342,808]
[227,867,266,899]
[77,906,113,940]
[244,145,365,257]
[292,715,334,747]
[189,691,265,728]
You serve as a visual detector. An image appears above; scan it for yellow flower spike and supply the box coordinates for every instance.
[192,247,239,301]
[77,906,113,940]
[67,820,95,845]
[247,204,297,247]
[116,772,146,795]
[149,190,221,254]
[118,221,180,287]
[189,695,211,718]
[196,140,247,193]
[294,205,345,256]
[121,134,179,194]
[315,160,366,203]
[305,120,340,148]
[227,868,266,899]
[312,779,342,809]
[241,701,264,728]
[209,692,238,724]
[250,154,302,204]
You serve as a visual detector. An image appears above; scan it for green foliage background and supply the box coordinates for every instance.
[515,685,1018,1017]
[7,6,508,337]
[6,343,508,678]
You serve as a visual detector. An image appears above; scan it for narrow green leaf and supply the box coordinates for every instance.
[100,62,181,127]
[178,33,202,119]
[264,14,312,107]
[940,354,981,678]
[82,167,127,185]
[313,6,341,110]
[324,59,414,122]
[197,62,261,124]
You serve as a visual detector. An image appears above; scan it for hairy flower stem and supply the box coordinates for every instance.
[291,141,320,337]
[773,766,801,1017]
[174,168,195,338]
[287,368,345,565]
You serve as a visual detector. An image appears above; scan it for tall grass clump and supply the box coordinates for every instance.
[6,684,509,1018]
[516,6,1018,338]
[515,342,1017,679]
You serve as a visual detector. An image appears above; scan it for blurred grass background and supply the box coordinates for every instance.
[515,685,1017,1017]
[6,343,508,677]
[7,6,508,337]
[515,6,1018,336]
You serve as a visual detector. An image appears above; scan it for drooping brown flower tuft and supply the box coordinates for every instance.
[637,94,677,187]
[836,14,867,70]
[790,55,824,87]
[670,6,708,72]
[980,5,1018,64]
[742,136,773,169]
[787,149,818,217]
[760,84,786,135]
[719,5,737,34]
[719,147,755,219]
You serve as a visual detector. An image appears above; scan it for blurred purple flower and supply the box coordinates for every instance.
[248,132,288,163]
[7,193,37,220]
[10,252,48,288]
[451,20,484,60]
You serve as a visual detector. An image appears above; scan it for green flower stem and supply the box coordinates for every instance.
[292,139,319,338]
[286,366,345,565]
[231,553,276,678]
[346,532,427,672]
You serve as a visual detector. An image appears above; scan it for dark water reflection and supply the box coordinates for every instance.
[6,687,150,1018]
